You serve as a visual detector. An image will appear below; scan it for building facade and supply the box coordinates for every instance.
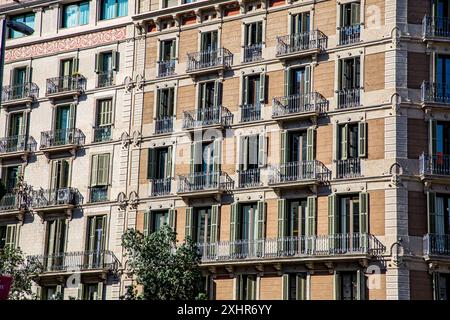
[1,0,450,300]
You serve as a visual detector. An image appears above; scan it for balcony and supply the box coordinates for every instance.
[149,177,172,197]
[1,82,39,108]
[28,250,119,275]
[31,187,79,215]
[46,75,86,99]
[421,81,450,107]
[97,71,114,88]
[424,234,450,258]
[335,158,362,179]
[240,103,262,123]
[0,135,37,160]
[336,88,361,109]
[154,116,174,135]
[269,161,331,188]
[338,25,361,46]
[276,30,327,59]
[177,171,234,197]
[89,186,109,203]
[423,15,450,41]
[243,44,263,63]
[93,125,112,143]
[0,192,28,222]
[272,92,328,121]
[157,60,176,78]
[237,168,262,189]
[419,153,450,181]
[186,48,233,75]
[40,128,85,154]
[196,233,385,264]
[182,106,233,130]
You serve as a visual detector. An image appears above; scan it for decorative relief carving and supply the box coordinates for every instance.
[121,132,130,148]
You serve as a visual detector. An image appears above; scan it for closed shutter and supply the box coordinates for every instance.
[97,154,110,186]
[328,194,337,252]
[97,282,104,300]
[112,50,118,71]
[147,148,156,180]
[306,196,316,236]
[282,274,289,300]
[356,269,366,300]
[213,80,222,108]
[256,201,266,241]
[285,68,291,96]
[170,39,177,59]
[210,205,220,243]
[168,209,176,230]
[333,271,341,300]
[5,225,17,248]
[68,104,76,130]
[258,133,267,167]
[213,139,222,173]
[94,53,100,73]
[259,73,266,103]
[88,217,96,252]
[168,88,174,117]
[90,155,99,186]
[166,146,173,178]
[185,207,193,239]
[358,122,367,158]
[306,127,315,161]
[429,119,437,155]
[427,192,437,234]
[230,203,238,256]
[143,211,150,237]
[100,216,107,251]
[190,142,200,175]
[277,199,286,238]
[296,274,307,300]
[281,130,288,164]
[359,192,369,234]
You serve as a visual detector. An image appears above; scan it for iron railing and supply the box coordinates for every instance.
[93,125,112,143]
[335,158,362,179]
[1,82,39,103]
[336,88,361,109]
[240,103,262,122]
[0,192,29,212]
[424,233,450,256]
[243,43,263,63]
[89,186,109,203]
[269,160,331,184]
[97,71,114,88]
[150,177,172,196]
[178,171,234,193]
[237,168,262,188]
[186,48,233,72]
[420,153,450,176]
[0,135,37,154]
[31,187,78,209]
[154,116,174,134]
[28,250,119,273]
[46,75,86,95]
[276,30,327,56]
[421,81,450,104]
[196,233,385,262]
[272,92,328,117]
[182,106,233,129]
[40,128,85,149]
[157,60,176,77]
[423,15,450,38]
[338,25,361,46]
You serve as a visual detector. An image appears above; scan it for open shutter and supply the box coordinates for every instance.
[433,272,441,300]
[91,155,99,186]
[259,73,266,103]
[341,124,348,160]
[258,132,267,167]
[213,139,222,173]
[296,274,306,300]
[213,80,222,108]
[50,161,58,191]
[351,2,361,25]
[247,276,256,300]
[358,122,367,158]
[356,269,366,300]
[100,215,107,250]
[304,65,311,95]
[359,192,369,234]
[166,146,173,178]
[243,76,249,105]
[88,217,96,252]
[77,283,84,300]
[5,225,17,248]
[427,192,437,234]
[306,196,316,237]
[334,124,340,161]
[185,207,193,239]
[170,39,177,59]
[25,66,32,83]
[281,130,288,165]
[242,137,249,171]
[72,57,79,74]
[282,274,289,300]
[306,127,316,161]
[210,205,220,243]
[143,211,150,237]
[277,199,286,238]
[94,53,100,73]
[328,194,337,252]
[97,282,104,300]
[168,208,176,230]
[256,201,266,240]
[168,88,174,117]
[68,104,76,130]
[333,271,341,300]
[429,119,437,155]
[147,148,156,180]
[112,50,118,71]
[285,68,291,96]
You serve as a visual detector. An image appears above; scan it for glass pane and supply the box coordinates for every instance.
[79,2,90,25]
[64,4,78,28]
[117,0,128,17]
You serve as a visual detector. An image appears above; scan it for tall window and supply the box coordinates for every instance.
[95,99,113,141]
[0,225,18,249]
[285,66,311,97]
[9,13,34,39]
[193,207,212,243]
[160,39,177,62]
[337,194,360,234]
[62,1,89,28]
[147,147,172,180]
[339,271,358,300]
[435,0,450,19]
[86,216,107,267]
[243,74,265,106]
[45,219,67,270]
[340,2,361,27]
[337,122,367,160]
[286,199,307,237]
[201,31,218,52]
[428,193,450,236]
[2,165,21,193]
[11,67,30,99]
[198,81,217,110]
[283,273,307,300]
[435,273,450,300]
[292,12,310,34]
[100,0,128,20]
[236,274,256,300]
[244,21,263,47]
[156,88,174,118]
[90,154,110,202]
[83,283,104,300]
[339,57,360,90]
[50,159,70,190]
[144,210,168,234]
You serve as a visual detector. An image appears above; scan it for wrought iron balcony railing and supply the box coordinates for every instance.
[196,233,385,263]
[424,233,450,256]
[157,60,176,78]
[177,171,234,193]
[240,103,262,122]
[154,116,174,134]
[186,48,233,72]
[269,160,331,184]
[40,128,85,149]
[97,71,114,88]
[1,82,39,103]
[31,187,79,209]
[336,88,361,109]
[243,43,263,63]
[335,158,362,179]
[89,186,109,203]
[276,30,327,56]
[93,125,112,143]
[28,250,119,273]
[423,15,450,39]
[0,192,29,212]
[420,153,450,176]
[421,81,450,104]
[0,135,37,154]
[182,106,233,129]
[272,92,328,118]
[237,168,262,188]
[46,75,86,95]
[338,24,361,46]
[150,177,172,196]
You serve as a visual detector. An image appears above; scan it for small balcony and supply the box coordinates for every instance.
[276,30,327,59]
[1,82,39,107]
[46,75,86,98]
[422,15,450,41]
[0,135,37,159]
[335,158,362,179]
[186,48,233,75]
[31,187,79,214]
[28,250,119,275]
[197,233,385,264]
[237,168,262,189]
[40,128,85,154]
[243,43,263,63]
[157,60,176,78]
[419,153,450,180]
[338,25,361,46]
[149,177,172,197]
[0,192,28,221]
[421,81,450,106]
[336,88,361,109]
[92,125,112,143]
[240,103,262,123]
[182,106,233,130]
[272,92,328,121]
[269,161,331,188]
[97,71,114,88]
[424,234,450,257]
[154,116,174,135]
[89,186,109,203]
[177,171,234,197]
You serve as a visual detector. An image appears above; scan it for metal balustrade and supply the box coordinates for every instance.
[243,43,263,63]
[424,234,450,256]
[336,88,361,109]
[237,168,261,188]
[420,153,450,176]
[269,161,331,184]
[182,106,233,129]
[154,116,174,134]
[0,135,37,154]
[1,82,39,103]
[423,15,450,38]
[89,186,109,203]
[93,125,112,143]
[338,25,361,46]
[157,60,176,78]
[150,177,172,196]
[40,128,85,149]
[421,81,450,104]
[46,75,86,95]
[276,30,327,56]
[178,171,234,193]
[240,104,262,122]
[0,192,28,212]
[335,158,362,179]
[186,48,233,72]
[97,71,114,88]
[272,92,328,117]
[31,187,79,209]
[196,233,385,262]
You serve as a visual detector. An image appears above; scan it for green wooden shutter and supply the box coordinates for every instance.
[429,119,437,155]
[281,130,288,164]
[210,205,220,243]
[359,192,369,234]
[49,160,57,190]
[433,272,441,300]
[277,199,286,238]
[306,127,316,161]
[242,136,249,171]
[334,124,340,161]
[258,133,266,167]
[100,215,107,250]
[214,80,222,108]
[306,196,316,236]
[427,192,437,234]
[358,122,367,158]
[97,154,110,186]
[189,142,196,175]
[112,50,118,71]
[256,201,266,240]
[88,217,96,252]
[90,155,99,186]
[168,208,176,230]
[185,207,193,239]
[168,88,174,117]
[230,203,238,255]
[72,58,79,74]
[285,68,291,96]
[147,148,156,180]
[328,194,337,252]
[170,39,177,59]
[356,269,366,300]
[304,65,311,95]
[282,274,289,300]
[243,76,249,105]
[143,211,150,237]
[333,271,341,300]
[247,276,256,300]
[77,283,84,300]
[5,225,17,248]
[213,139,222,173]
[94,53,100,73]
[351,2,361,25]
[97,282,104,300]
[259,73,266,103]
[296,274,306,300]
[166,146,173,178]
[68,104,76,129]
[341,124,348,160]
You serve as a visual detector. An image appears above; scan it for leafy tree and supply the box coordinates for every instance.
[0,246,42,300]
[122,225,203,300]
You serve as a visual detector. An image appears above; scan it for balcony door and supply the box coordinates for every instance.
[87,215,107,268]
[289,131,308,163]
[8,112,26,151]
[155,148,170,180]
[50,159,70,192]
[339,57,360,90]
[287,199,307,238]
[45,219,67,271]
[436,55,450,100]
[286,67,310,97]
[240,203,259,243]
[160,39,176,62]
[434,121,450,157]
[156,88,174,118]
[338,195,360,235]
[194,207,212,244]
[338,123,359,160]
[201,31,218,52]
[55,105,75,144]
[12,67,27,99]
[292,12,310,34]
[243,75,261,107]
[340,2,360,27]
[435,0,450,19]
[198,81,216,111]
[3,165,21,193]
[433,194,450,236]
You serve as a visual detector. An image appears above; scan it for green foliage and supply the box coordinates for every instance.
[0,246,42,300]
[122,225,203,300]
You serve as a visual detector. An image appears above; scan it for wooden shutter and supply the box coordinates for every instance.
[296,274,307,300]
[88,217,96,252]
[168,208,176,230]
[285,68,291,96]
[170,39,177,59]
[100,215,107,250]
[304,65,311,95]
[281,130,288,164]
[247,276,256,300]
[306,196,316,236]
[259,73,266,103]
[72,58,79,74]
[112,50,118,71]
[143,211,150,237]
[282,274,289,300]
[213,139,222,173]
[242,136,249,171]
[340,124,348,160]
[168,88,174,117]
[333,271,341,300]
[427,192,437,234]
[189,142,199,175]
[433,272,441,300]
[358,122,367,158]
[90,155,99,186]
[277,199,286,238]
[94,53,100,73]
[50,160,58,191]
[185,207,193,239]
[213,80,222,108]
[351,2,361,25]
[258,133,267,167]
[356,269,366,300]
[359,192,369,234]
[243,76,249,105]
[166,146,173,178]
[25,66,32,83]
[210,205,220,243]
[230,203,238,242]
[328,194,337,235]
[98,154,110,186]
[97,282,104,300]
[77,283,84,300]
[5,225,17,248]
[306,127,316,161]
[68,104,76,129]
[147,148,156,180]
[429,119,437,155]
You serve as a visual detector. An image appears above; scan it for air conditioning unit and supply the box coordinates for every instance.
[56,188,69,204]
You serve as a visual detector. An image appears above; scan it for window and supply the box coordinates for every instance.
[283,273,307,300]
[41,285,63,300]
[156,88,174,118]
[337,194,360,234]
[45,219,67,270]
[286,199,307,237]
[238,134,266,187]
[428,193,450,235]
[2,165,21,192]
[292,12,310,34]
[243,74,266,107]
[8,112,27,151]
[339,57,360,90]
[144,210,168,235]
[8,13,34,39]
[162,0,177,9]
[160,39,177,62]
[147,147,173,180]
[191,207,212,243]
[50,159,70,190]
[100,0,128,20]
[198,81,220,110]
[86,216,107,267]
[435,273,450,300]
[435,54,450,100]
[285,66,311,97]
[244,21,263,46]
[201,31,218,52]
[435,0,450,19]
[230,202,265,254]
[0,225,18,249]
[185,206,219,244]
[83,283,104,300]
[236,274,256,300]
[340,271,358,300]
[90,154,110,202]
[11,67,31,99]
[94,99,113,142]
[340,2,361,27]
[337,122,367,160]
[62,1,89,28]
[432,121,450,156]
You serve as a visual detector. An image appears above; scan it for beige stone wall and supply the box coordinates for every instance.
[368,118,385,160]
[369,190,385,236]
[260,276,282,300]
[310,274,333,300]
[214,277,234,300]
[408,192,427,236]
[314,61,335,99]
[314,1,337,37]
[364,53,385,92]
